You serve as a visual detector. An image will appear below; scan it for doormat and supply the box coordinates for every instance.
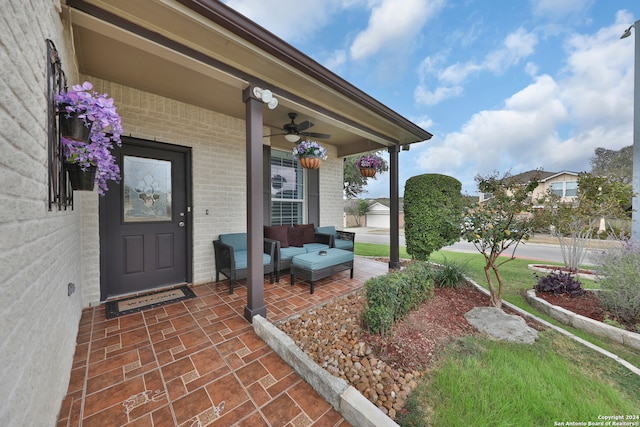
[105,286,196,319]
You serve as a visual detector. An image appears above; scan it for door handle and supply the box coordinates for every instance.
[179,221,185,227]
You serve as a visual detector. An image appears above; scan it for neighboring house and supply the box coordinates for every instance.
[1,1,432,425]
[343,199,405,228]
[365,201,406,228]
[479,170,579,206]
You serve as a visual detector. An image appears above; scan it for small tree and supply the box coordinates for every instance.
[590,146,632,184]
[461,172,539,308]
[346,199,370,226]
[404,174,463,261]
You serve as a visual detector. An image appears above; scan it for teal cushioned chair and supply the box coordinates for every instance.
[213,233,275,294]
[315,226,355,251]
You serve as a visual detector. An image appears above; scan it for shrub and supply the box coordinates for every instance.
[534,271,585,297]
[404,174,463,261]
[590,240,640,327]
[362,261,434,334]
[433,258,468,288]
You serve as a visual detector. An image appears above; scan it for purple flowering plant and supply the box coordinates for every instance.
[291,139,327,160]
[56,81,123,195]
[355,154,385,171]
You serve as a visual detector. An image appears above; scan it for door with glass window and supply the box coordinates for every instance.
[100,138,191,299]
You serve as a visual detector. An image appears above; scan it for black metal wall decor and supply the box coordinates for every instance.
[47,39,73,210]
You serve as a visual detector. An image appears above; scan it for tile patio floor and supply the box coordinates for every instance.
[56,256,389,427]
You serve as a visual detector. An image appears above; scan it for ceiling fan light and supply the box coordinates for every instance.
[285,134,300,143]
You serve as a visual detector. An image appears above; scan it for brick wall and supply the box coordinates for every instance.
[84,79,346,297]
[0,1,85,426]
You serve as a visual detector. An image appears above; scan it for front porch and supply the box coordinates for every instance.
[56,256,388,427]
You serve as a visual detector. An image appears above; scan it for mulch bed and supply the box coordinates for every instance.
[535,291,608,322]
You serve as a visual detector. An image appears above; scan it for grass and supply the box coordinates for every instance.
[353,242,640,425]
[354,242,411,259]
[401,334,640,427]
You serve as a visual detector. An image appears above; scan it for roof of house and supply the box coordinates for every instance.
[509,170,579,183]
[67,0,432,156]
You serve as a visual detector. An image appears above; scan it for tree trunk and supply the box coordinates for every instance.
[491,264,504,308]
[483,263,500,307]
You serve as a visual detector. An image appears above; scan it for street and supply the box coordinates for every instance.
[346,227,599,264]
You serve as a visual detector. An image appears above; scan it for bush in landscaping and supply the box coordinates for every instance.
[404,174,463,261]
[590,240,640,327]
[433,258,468,288]
[533,271,585,297]
[362,261,434,334]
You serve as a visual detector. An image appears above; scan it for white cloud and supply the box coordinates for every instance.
[413,11,635,194]
[484,28,538,72]
[415,27,538,106]
[322,49,348,71]
[349,0,445,60]
[530,0,595,20]
[222,0,349,40]
[414,84,463,106]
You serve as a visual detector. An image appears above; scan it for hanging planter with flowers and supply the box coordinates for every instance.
[291,139,327,169]
[56,81,123,194]
[355,154,385,177]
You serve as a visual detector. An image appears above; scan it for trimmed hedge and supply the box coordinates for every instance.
[404,174,463,261]
[361,261,435,334]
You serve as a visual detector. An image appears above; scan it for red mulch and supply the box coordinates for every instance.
[361,260,633,373]
[535,291,608,322]
[360,285,545,372]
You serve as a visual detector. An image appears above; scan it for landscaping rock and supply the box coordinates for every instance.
[464,307,538,344]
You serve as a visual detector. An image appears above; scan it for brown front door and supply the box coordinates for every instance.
[100,137,191,300]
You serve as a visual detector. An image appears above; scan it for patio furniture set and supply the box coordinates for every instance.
[213,225,355,294]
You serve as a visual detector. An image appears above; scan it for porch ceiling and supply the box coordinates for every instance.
[64,0,432,157]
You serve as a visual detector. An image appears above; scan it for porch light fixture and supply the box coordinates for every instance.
[253,86,279,109]
[285,133,300,143]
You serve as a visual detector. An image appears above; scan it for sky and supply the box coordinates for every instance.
[222,0,640,197]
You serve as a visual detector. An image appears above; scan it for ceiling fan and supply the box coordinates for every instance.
[266,112,331,142]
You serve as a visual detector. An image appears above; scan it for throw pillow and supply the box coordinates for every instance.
[287,226,305,247]
[295,223,316,244]
[264,225,289,248]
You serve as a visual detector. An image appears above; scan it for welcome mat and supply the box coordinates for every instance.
[105,286,196,319]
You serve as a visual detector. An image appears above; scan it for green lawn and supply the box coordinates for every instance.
[354,242,640,426]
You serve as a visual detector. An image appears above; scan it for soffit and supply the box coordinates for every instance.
[65,0,431,156]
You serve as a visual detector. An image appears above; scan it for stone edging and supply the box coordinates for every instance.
[525,289,640,351]
[253,315,399,427]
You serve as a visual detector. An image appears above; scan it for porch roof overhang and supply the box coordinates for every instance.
[64,0,432,157]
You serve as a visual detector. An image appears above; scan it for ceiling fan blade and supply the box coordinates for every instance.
[299,131,331,139]
[263,132,286,138]
[296,120,314,132]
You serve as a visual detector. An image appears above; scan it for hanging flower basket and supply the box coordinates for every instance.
[59,109,91,143]
[355,154,385,177]
[359,167,377,177]
[292,139,327,169]
[65,162,97,191]
[56,81,123,195]
[299,157,322,169]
